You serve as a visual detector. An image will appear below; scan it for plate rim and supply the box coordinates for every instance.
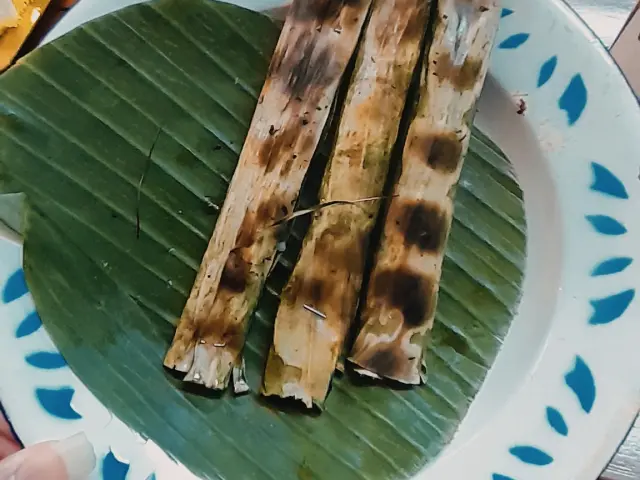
[0,0,638,479]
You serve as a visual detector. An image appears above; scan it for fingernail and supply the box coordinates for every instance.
[52,433,96,480]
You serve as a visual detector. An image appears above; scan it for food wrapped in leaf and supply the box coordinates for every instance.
[262,0,432,408]
[349,0,502,384]
[164,0,373,390]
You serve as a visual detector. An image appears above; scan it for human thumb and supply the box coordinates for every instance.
[0,432,96,480]
[264,6,289,20]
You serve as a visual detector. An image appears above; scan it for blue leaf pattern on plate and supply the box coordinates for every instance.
[35,387,82,420]
[15,311,42,338]
[2,269,27,303]
[564,356,595,414]
[589,289,635,326]
[591,257,633,277]
[499,33,530,49]
[102,450,130,480]
[545,407,568,436]
[146,474,157,480]
[590,162,629,199]
[559,74,587,125]
[538,56,557,87]
[509,446,553,466]
[493,475,516,480]
[25,352,67,370]
[501,8,514,17]
[586,215,627,235]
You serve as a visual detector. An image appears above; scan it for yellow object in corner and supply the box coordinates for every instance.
[0,0,52,71]
[0,0,19,30]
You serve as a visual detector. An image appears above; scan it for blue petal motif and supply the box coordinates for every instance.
[493,475,516,480]
[15,311,42,338]
[509,446,553,466]
[546,407,569,436]
[589,289,635,326]
[565,356,596,413]
[538,56,557,87]
[146,475,157,480]
[590,162,629,199]
[35,387,82,420]
[102,450,130,480]
[591,257,633,277]
[586,215,627,235]
[498,33,530,49]
[2,269,27,303]
[25,351,67,370]
[559,74,587,125]
[501,8,514,17]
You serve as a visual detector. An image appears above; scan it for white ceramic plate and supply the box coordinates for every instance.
[1,0,639,479]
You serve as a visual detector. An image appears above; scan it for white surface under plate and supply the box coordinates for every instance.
[0,0,639,479]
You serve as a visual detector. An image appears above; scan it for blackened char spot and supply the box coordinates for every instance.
[427,133,463,173]
[235,213,257,249]
[433,53,484,92]
[283,218,367,306]
[197,314,246,354]
[373,268,436,328]
[219,249,251,293]
[222,321,247,353]
[234,198,290,251]
[256,197,289,225]
[286,38,335,98]
[395,3,429,45]
[457,57,483,90]
[407,131,462,173]
[394,201,449,253]
[314,217,366,274]
[290,0,362,23]
[268,24,340,99]
[285,275,331,306]
[366,349,400,379]
[257,126,299,174]
[281,156,295,177]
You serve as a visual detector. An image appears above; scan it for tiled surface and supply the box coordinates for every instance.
[611,2,640,95]
[566,0,637,45]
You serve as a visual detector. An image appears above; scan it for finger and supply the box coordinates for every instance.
[0,416,20,460]
[264,5,290,20]
[0,435,20,461]
[0,415,12,438]
[0,432,96,480]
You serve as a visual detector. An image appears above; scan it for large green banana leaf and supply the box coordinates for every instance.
[0,0,526,478]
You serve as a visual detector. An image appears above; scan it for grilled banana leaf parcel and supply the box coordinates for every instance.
[262,0,433,408]
[164,0,373,390]
[349,0,502,385]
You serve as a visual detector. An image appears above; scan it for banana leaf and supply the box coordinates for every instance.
[0,0,526,479]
